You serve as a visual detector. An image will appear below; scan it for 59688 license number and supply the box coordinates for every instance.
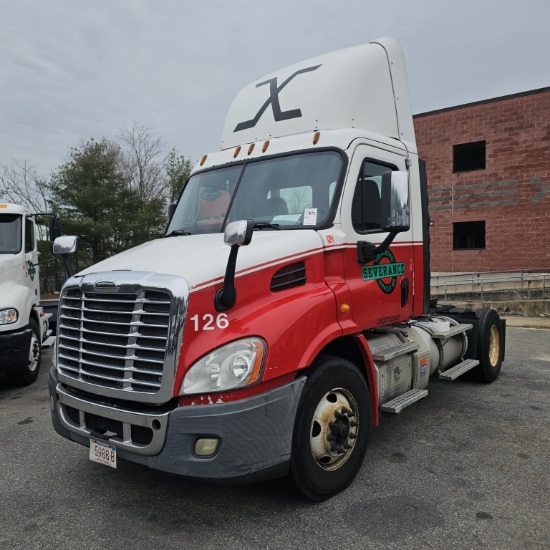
[89,439,117,468]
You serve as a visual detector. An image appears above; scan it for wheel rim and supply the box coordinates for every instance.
[488,324,500,367]
[310,388,359,471]
[28,332,40,372]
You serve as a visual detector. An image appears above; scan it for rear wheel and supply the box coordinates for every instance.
[288,356,371,501]
[471,309,504,383]
[9,319,41,386]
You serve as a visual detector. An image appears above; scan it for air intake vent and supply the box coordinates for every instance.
[271,262,306,292]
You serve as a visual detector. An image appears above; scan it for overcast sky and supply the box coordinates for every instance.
[1,0,549,178]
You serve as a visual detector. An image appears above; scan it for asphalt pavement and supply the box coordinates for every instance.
[1,325,549,550]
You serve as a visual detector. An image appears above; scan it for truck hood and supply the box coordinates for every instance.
[77,231,324,291]
[0,255,23,287]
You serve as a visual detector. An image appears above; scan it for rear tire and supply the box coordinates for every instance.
[471,309,504,383]
[9,319,42,386]
[288,356,371,501]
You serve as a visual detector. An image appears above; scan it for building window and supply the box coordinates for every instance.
[453,221,485,249]
[453,141,486,172]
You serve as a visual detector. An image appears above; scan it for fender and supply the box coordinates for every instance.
[352,333,379,426]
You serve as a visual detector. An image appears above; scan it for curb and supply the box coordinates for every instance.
[502,316,550,330]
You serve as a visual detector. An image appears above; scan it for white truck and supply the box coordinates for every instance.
[0,203,57,385]
[49,38,505,500]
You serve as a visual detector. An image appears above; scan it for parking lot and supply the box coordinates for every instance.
[1,326,549,550]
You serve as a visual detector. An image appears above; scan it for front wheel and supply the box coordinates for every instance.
[288,356,371,501]
[9,319,42,386]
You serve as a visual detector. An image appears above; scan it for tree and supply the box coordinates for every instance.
[0,160,50,215]
[118,123,166,202]
[49,138,165,268]
[165,149,193,203]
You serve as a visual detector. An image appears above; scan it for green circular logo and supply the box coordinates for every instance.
[374,249,399,294]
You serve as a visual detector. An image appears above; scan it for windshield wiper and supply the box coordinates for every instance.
[165,229,191,237]
[253,222,280,230]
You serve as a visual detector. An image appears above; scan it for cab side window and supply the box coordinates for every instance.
[25,218,35,253]
[351,161,394,233]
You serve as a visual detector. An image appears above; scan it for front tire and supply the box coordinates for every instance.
[9,319,42,386]
[288,356,371,501]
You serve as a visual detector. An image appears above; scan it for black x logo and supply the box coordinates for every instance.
[234,64,322,132]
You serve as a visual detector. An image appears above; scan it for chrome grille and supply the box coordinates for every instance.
[58,288,172,394]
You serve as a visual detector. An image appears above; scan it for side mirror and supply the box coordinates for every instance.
[53,236,79,278]
[52,235,79,255]
[215,220,253,311]
[381,171,410,233]
[224,219,253,247]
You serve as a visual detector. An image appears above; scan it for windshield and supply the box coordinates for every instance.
[0,214,22,254]
[166,151,343,235]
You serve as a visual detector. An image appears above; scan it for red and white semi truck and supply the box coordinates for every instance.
[49,38,505,500]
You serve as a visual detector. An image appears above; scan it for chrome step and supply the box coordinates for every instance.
[42,335,56,348]
[439,359,480,380]
[380,389,428,414]
[431,323,473,340]
[371,342,419,362]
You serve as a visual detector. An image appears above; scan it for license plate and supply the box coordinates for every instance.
[89,439,117,468]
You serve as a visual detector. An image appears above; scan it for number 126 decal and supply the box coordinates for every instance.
[190,313,229,331]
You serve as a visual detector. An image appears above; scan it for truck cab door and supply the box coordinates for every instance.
[23,217,39,300]
[340,144,413,328]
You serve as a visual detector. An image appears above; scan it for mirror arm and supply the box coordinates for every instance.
[357,232,397,264]
[62,254,75,278]
[214,245,239,311]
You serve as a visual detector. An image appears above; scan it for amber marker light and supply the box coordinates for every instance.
[340,304,351,313]
[262,140,270,153]
[199,155,207,166]
[248,340,265,385]
[313,131,321,145]
[234,146,241,158]
[248,143,255,155]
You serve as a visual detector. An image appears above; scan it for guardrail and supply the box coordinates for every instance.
[431,271,550,304]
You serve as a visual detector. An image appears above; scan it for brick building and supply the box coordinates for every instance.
[413,87,550,273]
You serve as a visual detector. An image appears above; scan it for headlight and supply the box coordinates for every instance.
[0,308,18,325]
[180,337,266,395]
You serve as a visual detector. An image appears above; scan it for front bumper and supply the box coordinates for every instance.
[0,327,31,373]
[49,367,305,483]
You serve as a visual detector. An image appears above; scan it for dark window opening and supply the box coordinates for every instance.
[453,141,486,172]
[453,221,485,249]
[25,219,35,253]
[352,160,395,233]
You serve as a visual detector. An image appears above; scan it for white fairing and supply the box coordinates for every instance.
[221,37,416,154]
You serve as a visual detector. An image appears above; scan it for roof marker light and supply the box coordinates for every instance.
[313,131,321,145]
[248,143,255,155]
[234,146,241,158]
[262,140,270,153]
[200,155,207,166]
